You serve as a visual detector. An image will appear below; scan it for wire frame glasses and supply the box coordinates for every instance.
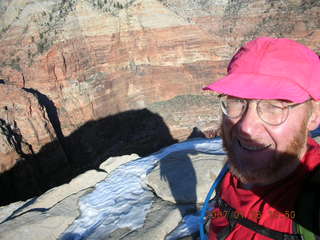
[219,95,304,126]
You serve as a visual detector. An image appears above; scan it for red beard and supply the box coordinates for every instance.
[220,118,308,186]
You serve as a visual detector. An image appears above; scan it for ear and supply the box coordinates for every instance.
[307,101,320,131]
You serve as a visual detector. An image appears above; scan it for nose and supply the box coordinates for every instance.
[237,102,263,138]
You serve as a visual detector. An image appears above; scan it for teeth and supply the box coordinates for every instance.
[238,139,270,151]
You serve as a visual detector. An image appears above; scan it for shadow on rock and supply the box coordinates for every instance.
[0,108,177,206]
[158,128,215,217]
[159,149,198,216]
[59,233,82,240]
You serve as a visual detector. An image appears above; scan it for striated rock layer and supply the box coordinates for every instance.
[0,0,319,204]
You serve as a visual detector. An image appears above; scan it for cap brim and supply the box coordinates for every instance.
[203,73,310,103]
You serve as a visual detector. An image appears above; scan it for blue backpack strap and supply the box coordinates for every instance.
[200,163,229,240]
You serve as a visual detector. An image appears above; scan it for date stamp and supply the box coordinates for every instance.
[211,209,296,220]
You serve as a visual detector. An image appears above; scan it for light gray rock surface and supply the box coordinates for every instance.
[96,197,188,240]
[99,154,140,173]
[0,150,224,240]
[146,150,225,204]
[0,154,140,240]
[0,189,91,240]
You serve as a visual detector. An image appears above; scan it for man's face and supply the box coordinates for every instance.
[221,98,313,186]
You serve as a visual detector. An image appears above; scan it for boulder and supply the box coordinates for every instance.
[146,149,225,204]
[0,149,217,240]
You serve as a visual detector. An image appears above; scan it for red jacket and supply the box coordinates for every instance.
[209,137,320,240]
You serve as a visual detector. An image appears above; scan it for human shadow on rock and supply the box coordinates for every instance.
[0,108,177,206]
[158,128,214,219]
[159,150,198,217]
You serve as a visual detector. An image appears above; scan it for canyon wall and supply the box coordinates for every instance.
[0,0,319,204]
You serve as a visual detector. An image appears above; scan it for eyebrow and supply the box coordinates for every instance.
[219,94,295,103]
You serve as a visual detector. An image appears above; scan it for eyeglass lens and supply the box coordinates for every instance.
[220,96,290,125]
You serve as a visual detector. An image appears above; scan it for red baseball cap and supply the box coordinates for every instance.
[203,37,320,103]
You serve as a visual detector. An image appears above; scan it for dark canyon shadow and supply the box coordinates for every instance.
[0,108,184,206]
[22,88,68,159]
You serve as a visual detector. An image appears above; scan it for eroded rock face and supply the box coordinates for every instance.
[0,85,72,204]
[0,85,56,170]
[0,0,319,203]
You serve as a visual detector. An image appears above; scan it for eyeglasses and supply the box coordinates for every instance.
[219,95,306,126]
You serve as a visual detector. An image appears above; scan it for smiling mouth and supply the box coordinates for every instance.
[237,139,271,152]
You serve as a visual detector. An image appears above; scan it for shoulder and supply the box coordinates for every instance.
[303,137,320,172]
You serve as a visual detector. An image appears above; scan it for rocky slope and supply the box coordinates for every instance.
[0,140,225,240]
[0,0,319,204]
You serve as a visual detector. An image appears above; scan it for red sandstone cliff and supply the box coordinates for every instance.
[0,0,319,204]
